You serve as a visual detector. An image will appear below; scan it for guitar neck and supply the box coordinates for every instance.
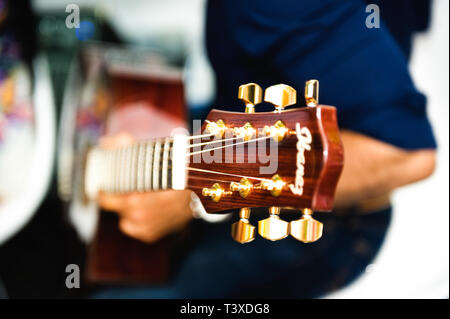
[84,135,188,199]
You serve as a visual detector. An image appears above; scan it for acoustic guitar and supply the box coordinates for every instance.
[59,45,343,284]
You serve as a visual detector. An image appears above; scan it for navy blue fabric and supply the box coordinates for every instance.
[206,0,436,150]
[93,0,436,298]
[367,0,432,59]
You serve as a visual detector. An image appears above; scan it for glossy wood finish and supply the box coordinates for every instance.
[187,106,344,213]
[85,57,187,284]
[86,213,171,283]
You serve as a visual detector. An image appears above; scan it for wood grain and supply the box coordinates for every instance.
[187,106,344,213]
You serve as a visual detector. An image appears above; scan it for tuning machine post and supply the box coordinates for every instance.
[238,83,263,113]
[205,119,227,139]
[264,84,296,112]
[202,183,232,202]
[230,178,253,198]
[263,120,289,142]
[290,208,323,243]
[231,208,256,243]
[304,79,319,107]
[259,174,285,197]
[258,207,289,241]
[233,122,256,141]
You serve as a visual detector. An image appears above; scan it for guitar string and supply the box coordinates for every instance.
[97,135,249,151]
[187,135,271,156]
[100,136,274,181]
[97,124,267,150]
[186,175,238,184]
[187,136,240,148]
[186,167,273,182]
[95,133,276,190]
[186,133,215,140]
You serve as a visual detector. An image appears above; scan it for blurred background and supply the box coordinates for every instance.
[0,0,448,298]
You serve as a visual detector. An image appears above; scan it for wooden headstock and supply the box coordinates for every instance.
[186,81,344,243]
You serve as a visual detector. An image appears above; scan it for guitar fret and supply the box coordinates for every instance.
[113,150,118,192]
[167,151,172,190]
[98,150,106,191]
[111,150,119,193]
[108,149,113,193]
[161,138,171,190]
[105,150,112,192]
[95,150,103,191]
[144,142,153,191]
[122,148,127,192]
[136,143,146,192]
[119,147,127,193]
[90,136,183,196]
[153,141,161,190]
[116,148,122,193]
[124,146,131,192]
[129,144,138,192]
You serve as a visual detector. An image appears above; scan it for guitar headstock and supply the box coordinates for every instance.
[186,80,344,243]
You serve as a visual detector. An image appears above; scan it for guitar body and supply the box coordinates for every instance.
[87,213,173,283]
[87,75,187,284]
[59,45,187,284]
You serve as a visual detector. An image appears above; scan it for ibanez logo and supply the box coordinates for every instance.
[289,123,312,196]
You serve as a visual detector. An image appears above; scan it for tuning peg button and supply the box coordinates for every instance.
[290,208,323,243]
[258,207,289,241]
[202,183,231,202]
[231,208,255,243]
[230,178,253,198]
[233,122,256,141]
[205,119,227,139]
[262,120,288,142]
[238,83,263,113]
[304,79,319,107]
[264,84,296,112]
[260,174,285,197]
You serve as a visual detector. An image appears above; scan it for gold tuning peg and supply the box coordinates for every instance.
[231,208,256,243]
[230,178,253,198]
[262,120,288,142]
[233,122,256,141]
[260,174,285,197]
[290,208,323,243]
[238,83,263,113]
[258,207,289,241]
[202,183,231,202]
[264,84,296,112]
[304,79,319,106]
[205,119,227,139]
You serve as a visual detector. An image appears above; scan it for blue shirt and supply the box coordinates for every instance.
[206,0,436,150]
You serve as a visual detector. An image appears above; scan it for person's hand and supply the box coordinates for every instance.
[334,130,436,210]
[97,133,194,243]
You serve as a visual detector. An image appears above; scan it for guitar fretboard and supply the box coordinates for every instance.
[85,135,188,199]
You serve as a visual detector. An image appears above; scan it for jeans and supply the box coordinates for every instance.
[93,207,391,298]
